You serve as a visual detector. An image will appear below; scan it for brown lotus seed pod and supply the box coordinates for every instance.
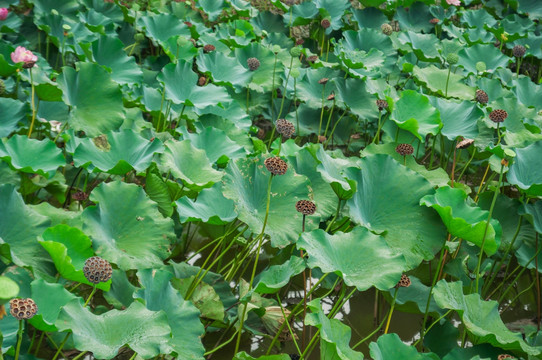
[512,44,526,58]
[9,298,38,320]
[318,135,326,143]
[203,44,215,53]
[397,274,411,288]
[381,23,393,36]
[395,143,414,156]
[318,77,329,85]
[376,99,389,111]
[296,200,316,215]
[264,157,288,176]
[497,355,515,360]
[83,256,113,284]
[276,119,295,138]
[198,76,206,86]
[321,19,331,29]
[247,57,261,71]
[327,93,335,101]
[307,55,318,63]
[501,158,509,167]
[489,109,508,123]
[429,18,440,24]
[475,89,488,104]
[296,38,304,45]
[456,138,474,149]
[72,191,88,201]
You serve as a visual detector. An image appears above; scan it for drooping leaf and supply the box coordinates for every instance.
[176,276,225,321]
[28,279,78,332]
[0,136,64,177]
[413,65,475,100]
[90,35,143,85]
[176,182,237,225]
[370,333,439,360]
[254,256,305,294]
[0,98,28,137]
[391,90,442,141]
[428,96,482,140]
[508,140,542,195]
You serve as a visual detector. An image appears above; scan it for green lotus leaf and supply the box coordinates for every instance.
[518,0,542,17]
[198,0,226,21]
[0,184,54,278]
[298,228,406,290]
[295,67,338,109]
[389,275,443,315]
[176,183,236,225]
[39,224,110,290]
[420,187,501,256]
[176,276,225,321]
[57,62,124,137]
[346,154,446,269]
[306,298,364,360]
[28,279,78,332]
[197,51,252,89]
[145,163,174,218]
[501,14,535,37]
[90,35,143,85]
[370,333,439,360]
[234,352,291,360]
[73,129,164,174]
[461,8,498,29]
[516,201,542,271]
[254,256,305,294]
[391,90,442,141]
[135,269,205,359]
[314,147,358,200]
[136,13,191,47]
[103,269,138,309]
[222,156,315,248]
[413,65,475,100]
[0,136,64,177]
[181,126,247,165]
[433,280,541,355]
[234,43,284,93]
[56,299,173,359]
[82,181,175,270]
[0,276,19,303]
[511,76,542,111]
[508,140,542,195]
[396,2,433,33]
[351,8,387,29]
[428,96,482,140]
[159,60,232,108]
[0,98,28,137]
[333,77,379,119]
[397,31,441,62]
[458,44,510,74]
[160,139,223,191]
[0,309,19,353]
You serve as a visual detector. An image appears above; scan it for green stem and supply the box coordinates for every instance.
[373,110,383,144]
[156,85,166,132]
[353,307,392,349]
[276,293,302,356]
[14,320,23,360]
[413,310,453,347]
[420,246,446,346]
[325,199,342,232]
[457,147,477,183]
[276,56,294,121]
[27,68,36,138]
[128,352,137,360]
[322,99,335,139]
[445,66,452,97]
[383,288,399,334]
[84,285,97,307]
[323,109,348,149]
[317,84,326,137]
[474,163,505,293]
[71,351,88,360]
[52,332,71,360]
[34,331,45,356]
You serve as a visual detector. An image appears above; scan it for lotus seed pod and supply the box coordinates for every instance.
[198,76,206,86]
[475,61,487,72]
[0,79,4,95]
[290,68,300,78]
[475,89,488,104]
[501,158,509,167]
[456,138,474,149]
[429,18,440,24]
[295,200,316,215]
[381,23,393,36]
[321,18,331,29]
[395,143,414,156]
[247,57,261,71]
[489,109,508,123]
[203,44,215,53]
[307,55,318,63]
[397,274,411,288]
[272,45,281,54]
[290,46,301,57]
[513,44,526,58]
[447,53,459,65]
[276,119,295,138]
[134,33,145,43]
[264,157,288,175]
[318,135,326,143]
[318,77,329,85]
[376,99,389,111]
[327,93,335,101]
[83,256,113,284]
[72,191,89,201]
[9,298,38,320]
[497,355,515,360]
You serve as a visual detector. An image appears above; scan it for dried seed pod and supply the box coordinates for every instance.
[72,191,88,201]
[318,77,329,85]
[512,44,526,58]
[397,274,411,288]
[456,138,474,149]
[198,76,206,86]
[429,18,440,24]
[276,119,295,138]
[295,200,316,215]
[395,143,414,156]
[203,44,215,53]
[247,57,261,71]
[489,109,508,123]
[318,135,326,143]
[83,256,113,284]
[9,298,38,320]
[327,93,335,101]
[497,355,515,360]
[376,99,389,111]
[307,55,318,63]
[321,19,331,29]
[381,23,393,36]
[264,157,288,175]
[475,89,488,104]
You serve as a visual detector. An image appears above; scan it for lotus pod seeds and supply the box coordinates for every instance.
[327,93,335,101]
[83,256,113,284]
[290,46,301,57]
[307,55,318,63]
[497,355,515,360]
[318,77,329,85]
[264,157,288,175]
[376,99,389,111]
[395,143,414,156]
[381,23,393,36]
[456,138,474,149]
[321,19,331,29]
[489,109,508,123]
[9,298,38,320]
[397,274,411,288]
[447,53,459,65]
[203,44,215,53]
[290,68,300,78]
[276,119,295,138]
[247,57,261,71]
[475,89,488,104]
[512,44,526,58]
[429,18,440,24]
[295,200,316,215]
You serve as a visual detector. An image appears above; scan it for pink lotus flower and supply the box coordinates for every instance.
[0,8,8,20]
[446,0,461,5]
[11,46,38,68]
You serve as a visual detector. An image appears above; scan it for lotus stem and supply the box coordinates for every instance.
[27,68,36,138]
[14,320,23,360]
[420,246,446,347]
[373,110,383,144]
[52,332,71,360]
[317,82,326,137]
[322,98,335,138]
[276,293,302,357]
[84,285,97,307]
[536,232,541,331]
[71,351,88,360]
[413,310,453,347]
[384,287,399,334]
[34,331,45,356]
[445,66,451,97]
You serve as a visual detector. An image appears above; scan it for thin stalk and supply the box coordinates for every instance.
[27,68,36,138]
[52,332,71,360]
[428,135,437,169]
[451,146,458,187]
[474,163,491,202]
[294,78,299,137]
[276,56,294,121]
[372,110,383,144]
[128,352,137,360]
[324,108,348,149]
[383,288,399,334]
[156,85,166,132]
[34,331,44,356]
[84,285,97,307]
[71,351,88,360]
[445,66,452,97]
[270,53,278,122]
[353,308,392,349]
[320,29,325,57]
[500,280,536,314]
[276,293,302,356]
[474,164,505,293]
[14,320,23,360]
[498,248,542,303]
[457,147,477,183]
[420,246,446,346]
[317,83,327,137]
[413,310,453,347]
[516,57,522,77]
[536,232,541,331]
[322,99,335,138]
[325,199,342,232]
